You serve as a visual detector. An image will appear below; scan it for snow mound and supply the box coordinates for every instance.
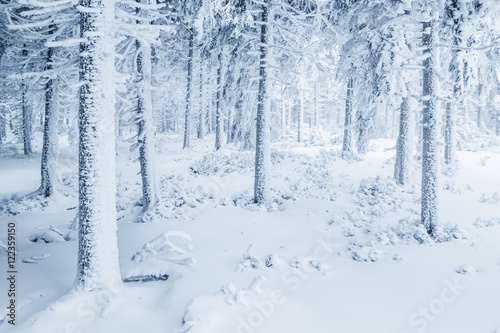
[479,192,499,205]
[473,217,500,228]
[237,245,279,272]
[29,226,66,243]
[131,230,194,263]
[181,276,286,333]
[123,231,194,282]
[354,176,415,216]
[455,264,477,275]
[190,152,253,176]
[0,194,50,216]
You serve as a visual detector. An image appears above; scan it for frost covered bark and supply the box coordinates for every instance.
[215,50,223,151]
[421,17,440,235]
[445,0,463,167]
[183,29,194,149]
[197,58,203,140]
[342,77,355,157]
[39,29,58,197]
[254,0,272,204]
[76,0,122,292]
[297,60,305,143]
[395,97,412,185]
[136,37,158,213]
[21,79,32,156]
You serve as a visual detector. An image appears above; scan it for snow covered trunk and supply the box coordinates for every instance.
[497,107,500,136]
[215,50,223,151]
[197,58,203,140]
[313,82,318,128]
[280,85,286,133]
[356,112,369,155]
[297,61,305,143]
[0,111,5,144]
[446,0,462,166]
[476,81,484,129]
[421,18,440,235]
[205,57,213,134]
[76,0,122,292]
[21,81,32,156]
[136,37,158,213]
[232,68,244,143]
[395,97,412,185]
[444,101,457,166]
[183,29,194,149]
[254,0,272,204]
[39,40,58,197]
[342,77,354,157]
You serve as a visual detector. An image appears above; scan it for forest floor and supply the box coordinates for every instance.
[0,132,500,333]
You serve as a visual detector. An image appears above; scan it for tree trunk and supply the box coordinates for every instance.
[313,82,318,128]
[497,106,500,136]
[215,50,223,150]
[297,61,305,143]
[39,29,58,197]
[342,77,354,157]
[183,29,194,149]
[444,101,456,166]
[280,84,286,133]
[395,97,412,185]
[254,0,272,204]
[197,57,203,139]
[232,68,244,143]
[22,81,32,156]
[136,38,158,213]
[356,111,368,155]
[421,18,440,235]
[21,47,32,156]
[76,0,122,292]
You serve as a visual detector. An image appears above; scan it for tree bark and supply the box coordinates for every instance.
[395,97,412,185]
[342,77,354,157]
[39,28,58,197]
[254,0,272,204]
[421,18,440,235]
[76,0,122,292]
[197,56,204,139]
[215,50,223,150]
[183,29,194,149]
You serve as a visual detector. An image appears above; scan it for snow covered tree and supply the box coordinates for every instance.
[420,3,441,235]
[76,0,122,291]
[8,1,79,197]
[254,0,272,204]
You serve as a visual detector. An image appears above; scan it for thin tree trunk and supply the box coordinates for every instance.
[21,46,32,156]
[232,68,244,143]
[197,57,203,139]
[183,29,194,149]
[297,61,304,143]
[22,81,32,155]
[40,28,58,197]
[313,82,318,128]
[254,0,272,204]
[280,84,286,133]
[395,97,412,185]
[444,101,456,166]
[215,50,223,150]
[342,77,354,156]
[77,0,122,292]
[136,37,157,213]
[356,111,368,155]
[421,18,440,235]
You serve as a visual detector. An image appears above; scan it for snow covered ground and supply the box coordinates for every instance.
[1,134,499,333]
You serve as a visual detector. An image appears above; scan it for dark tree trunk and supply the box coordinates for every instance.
[254,0,271,204]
